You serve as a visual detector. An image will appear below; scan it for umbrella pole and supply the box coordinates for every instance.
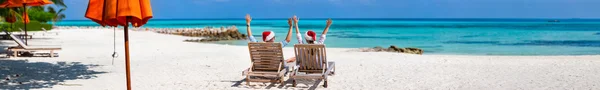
[124,17,132,90]
[23,5,28,45]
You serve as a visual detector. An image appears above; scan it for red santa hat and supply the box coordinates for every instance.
[262,31,275,41]
[305,30,317,41]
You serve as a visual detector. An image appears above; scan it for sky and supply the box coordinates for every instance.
[63,0,600,20]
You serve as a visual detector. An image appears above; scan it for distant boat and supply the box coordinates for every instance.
[548,20,560,22]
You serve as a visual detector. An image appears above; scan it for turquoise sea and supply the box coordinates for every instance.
[56,19,600,55]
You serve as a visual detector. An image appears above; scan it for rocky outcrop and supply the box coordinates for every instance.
[184,38,221,42]
[359,45,423,55]
[154,26,247,42]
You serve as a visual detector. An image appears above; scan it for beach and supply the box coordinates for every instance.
[1,29,599,89]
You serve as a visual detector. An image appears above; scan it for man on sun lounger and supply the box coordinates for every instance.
[245,14,296,71]
[245,14,293,45]
[286,16,333,63]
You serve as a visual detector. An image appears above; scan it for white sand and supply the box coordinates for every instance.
[1,29,599,90]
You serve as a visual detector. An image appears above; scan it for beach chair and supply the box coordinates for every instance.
[41,28,59,35]
[2,29,32,39]
[7,34,61,57]
[291,44,336,88]
[19,28,43,37]
[242,42,287,85]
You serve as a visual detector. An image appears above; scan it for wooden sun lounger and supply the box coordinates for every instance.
[2,29,32,39]
[0,34,32,40]
[7,34,61,57]
[291,44,336,88]
[41,28,59,35]
[18,28,40,38]
[243,42,287,85]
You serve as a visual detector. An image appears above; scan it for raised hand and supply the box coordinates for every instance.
[293,16,301,34]
[288,18,293,26]
[245,14,252,24]
[245,14,253,38]
[293,15,299,24]
[322,18,332,35]
[326,18,333,26]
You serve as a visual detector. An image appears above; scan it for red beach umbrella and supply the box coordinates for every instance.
[85,0,153,90]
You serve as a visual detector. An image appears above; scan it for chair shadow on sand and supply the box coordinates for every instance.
[0,59,106,89]
[227,77,324,90]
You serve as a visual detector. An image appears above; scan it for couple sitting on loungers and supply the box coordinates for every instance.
[245,14,331,63]
[243,14,335,87]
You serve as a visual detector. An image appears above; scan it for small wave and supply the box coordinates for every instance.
[146,23,274,27]
[262,23,600,30]
[444,40,600,47]
[328,31,360,34]
[416,45,444,48]
[387,32,402,34]
[423,50,437,53]
[502,40,600,47]
[443,41,501,44]
[329,34,423,40]
[460,35,481,38]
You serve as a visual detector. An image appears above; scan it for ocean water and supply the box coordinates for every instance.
[56,19,600,55]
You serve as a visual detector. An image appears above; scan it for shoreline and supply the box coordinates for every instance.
[54,26,600,56]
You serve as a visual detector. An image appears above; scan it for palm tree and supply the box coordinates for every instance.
[0,7,22,31]
[0,0,65,30]
[0,8,21,21]
[50,0,67,8]
[0,7,17,20]
[0,0,65,18]
[47,0,67,24]
[46,6,65,24]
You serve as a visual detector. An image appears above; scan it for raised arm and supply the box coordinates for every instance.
[245,14,253,36]
[293,16,303,44]
[285,18,293,42]
[322,18,332,35]
[293,15,301,34]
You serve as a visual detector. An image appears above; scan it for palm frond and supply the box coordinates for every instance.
[57,8,66,14]
[50,0,67,8]
[30,6,45,11]
[56,14,65,21]
[47,6,57,14]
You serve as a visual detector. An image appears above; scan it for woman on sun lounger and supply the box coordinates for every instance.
[286,16,333,63]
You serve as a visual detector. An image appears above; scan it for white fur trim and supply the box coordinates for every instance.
[266,31,275,41]
[305,31,314,41]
